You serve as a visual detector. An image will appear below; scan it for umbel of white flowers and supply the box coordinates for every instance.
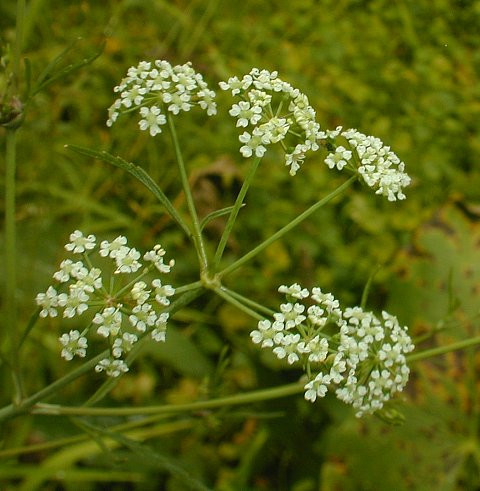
[36,231,175,377]
[107,60,411,202]
[250,284,414,417]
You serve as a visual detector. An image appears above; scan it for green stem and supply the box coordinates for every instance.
[32,382,304,417]
[219,175,357,277]
[3,0,27,404]
[220,286,275,317]
[407,335,480,363]
[360,263,382,309]
[213,156,262,270]
[13,0,26,84]
[5,129,24,403]
[174,280,203,295]
[167,115,208,272]
[18,307,41,348]
[214,287,264,321]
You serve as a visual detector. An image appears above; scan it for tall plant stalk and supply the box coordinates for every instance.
[4,0,27,404]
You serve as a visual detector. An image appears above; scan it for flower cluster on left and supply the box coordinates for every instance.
[36,231,176,377]
[106,60,217,135]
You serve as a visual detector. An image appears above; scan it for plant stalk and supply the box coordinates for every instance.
[32,382,304,417]
[407,335,480,363]
[5,129,25,404]
[219,175,357,277]
[213,156,262,270]
[167,116,209,272]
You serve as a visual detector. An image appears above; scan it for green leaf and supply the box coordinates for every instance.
[199,203,245,231]
[66,144,191,236]
[30,38,104,97]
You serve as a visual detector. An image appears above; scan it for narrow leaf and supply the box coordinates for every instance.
[35,38,81,88]
[66,144,191,236]
[31,40,104,97]
[199,204,245,231]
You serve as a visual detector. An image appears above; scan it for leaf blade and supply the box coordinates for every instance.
[66,144,191,236]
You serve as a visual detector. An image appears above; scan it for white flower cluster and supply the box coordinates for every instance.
[250,283,414,416]
[36,230,176,377]
[107,60,217,135]
[220,68,321,176]
[319,126,411,201]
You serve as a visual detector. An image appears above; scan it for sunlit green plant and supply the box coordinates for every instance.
[4,49,480,439]
[32,59,415,418]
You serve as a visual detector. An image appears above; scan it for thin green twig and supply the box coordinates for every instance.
[220,286,275,317]
[213,156,262,270]
[407,335,480,363]
[5,129,24,403]
[33,382,304,417]
[214,287,264,321]
[167,116,209,272]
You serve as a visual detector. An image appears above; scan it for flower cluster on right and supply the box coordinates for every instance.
[318,126,411,201]
[220,68,320,176]
[250,283,414,416]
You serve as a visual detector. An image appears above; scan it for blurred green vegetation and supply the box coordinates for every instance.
[1,0,480,489]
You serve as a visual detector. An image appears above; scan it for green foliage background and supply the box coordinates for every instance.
[1,0,480,489]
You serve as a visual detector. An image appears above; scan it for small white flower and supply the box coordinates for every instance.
[144,244,175,273]
[229,101,262,127]
[278,283,309,300]
[239,129,267,158]
[61,284,90,318]
[93,306,123,337]
[285,145,307,176]
[304,372,332,402]
[114,247,142,274]
[250,319,279,348]
[324,145,352,170]
[59,330,88,360]
[129,303,157,333]
[95,358,129,377]
[151,279,175,306]
[273,333,301,364]
[163,91,192,114]
[305,336,329,363]
[151,312,169,342]
[64,230,96,254]
[81,268,103,293]
[274,302,306,329]
[53,260,87,283]
[112,332,138,358]
[259,117,290,144]
[100,236,128,258]
[36,286,61,318]
[131,281,151,305]
[139,105,166,136]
